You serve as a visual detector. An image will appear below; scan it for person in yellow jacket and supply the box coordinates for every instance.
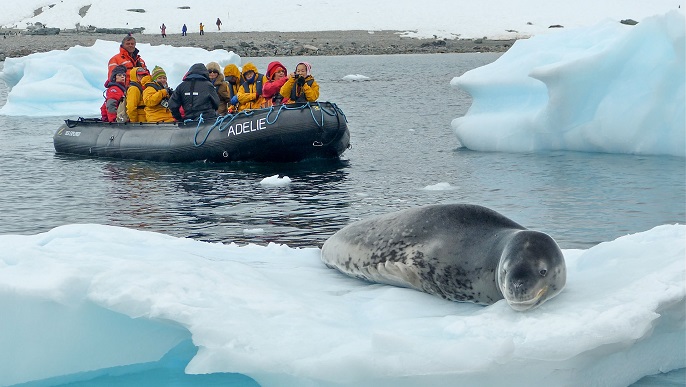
[143,66,175,122]
[236,62,267,112]
[280,61,320,103]
[126,67,149,122]
[223,64,242,113]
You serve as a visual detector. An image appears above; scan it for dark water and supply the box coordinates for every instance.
[1,53,684,385]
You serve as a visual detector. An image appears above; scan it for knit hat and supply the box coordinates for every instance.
[296,62,312,77]
[110,65,127,82]
[223,64,240,79]
[151,65,167,82]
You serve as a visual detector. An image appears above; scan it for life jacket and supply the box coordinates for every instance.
[290,79,314,103]
[145,82,164,92]
[130,81,144,94]
[108,47,146,84]
[129,81,145,109]
[100,81,127,122]
[106,82,127,96]
[144,81,171,110]
[242,73,264,96]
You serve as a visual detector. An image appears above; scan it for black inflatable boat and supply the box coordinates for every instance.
[54,102,350,163]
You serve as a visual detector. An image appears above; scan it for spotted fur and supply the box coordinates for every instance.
[321,204,566,311]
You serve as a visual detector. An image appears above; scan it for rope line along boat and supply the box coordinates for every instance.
[54,102,350,163]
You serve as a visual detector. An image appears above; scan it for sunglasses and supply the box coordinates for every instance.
[209,70,219,74]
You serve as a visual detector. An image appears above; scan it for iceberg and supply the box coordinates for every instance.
[451,12,686,157]
[0,224,684,386]
[0,40,240,117]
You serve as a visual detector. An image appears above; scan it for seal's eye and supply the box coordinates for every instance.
[539,269,547,276]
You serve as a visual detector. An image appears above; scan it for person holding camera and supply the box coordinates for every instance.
[169,63,220,122]
[143,65,175,122]
[279,62,319,104]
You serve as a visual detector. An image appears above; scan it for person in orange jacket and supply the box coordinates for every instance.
[107,35,147,85]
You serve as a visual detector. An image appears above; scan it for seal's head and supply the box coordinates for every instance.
[497,230,566,311]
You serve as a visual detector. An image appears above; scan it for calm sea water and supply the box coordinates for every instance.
[1,53,684,386]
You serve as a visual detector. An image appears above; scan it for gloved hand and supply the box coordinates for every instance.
[230,95,239,105]
[297,76,306,86]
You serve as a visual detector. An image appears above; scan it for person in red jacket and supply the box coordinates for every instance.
[100,65,128,122]
[107,36,147,85]
[262,61,289,107]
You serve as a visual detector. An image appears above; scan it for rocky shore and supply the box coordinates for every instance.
[0,29,515,61]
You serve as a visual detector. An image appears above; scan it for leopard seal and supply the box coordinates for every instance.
[321,204,566,311]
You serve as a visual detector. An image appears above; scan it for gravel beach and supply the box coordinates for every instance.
[0,29,515,60]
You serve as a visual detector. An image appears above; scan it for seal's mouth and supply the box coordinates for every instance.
[508,287,547,311]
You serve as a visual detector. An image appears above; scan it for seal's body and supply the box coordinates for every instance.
[321,204,566,311]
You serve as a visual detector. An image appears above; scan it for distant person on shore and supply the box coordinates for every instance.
[216,18,222,30]
[143,66,175,122]
[100,65,127,122]
[223,64,242,113]
[236,63,267,111]
[280,62,319,103]
[126,67,150,123]
[169,63,219,122]
[206,62,231,115]
[199,23,204,35]
[262,61,289,107]
[182,24,188,36]
[108,36,146,85]
[160,23,166,38]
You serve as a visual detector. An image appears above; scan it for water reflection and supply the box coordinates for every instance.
[98,159,351,247]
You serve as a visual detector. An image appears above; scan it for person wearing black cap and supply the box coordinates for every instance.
[100,65,128,122]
